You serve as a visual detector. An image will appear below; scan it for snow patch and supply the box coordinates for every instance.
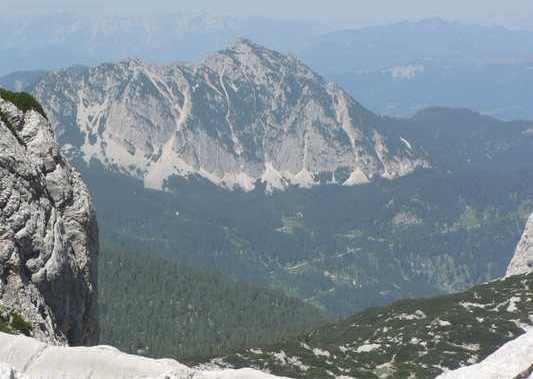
[396,310,426,321]
[312,348,331,358]
[436,319,452,327]
[356,344,381,353]
[507,296,521,313]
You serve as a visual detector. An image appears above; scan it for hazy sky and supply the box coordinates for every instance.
[7,0,533,27]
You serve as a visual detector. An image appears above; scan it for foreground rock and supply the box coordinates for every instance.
[507,213,533,277]
[0,332,289,379]
[437,329,533,379]
[0,91,98,345]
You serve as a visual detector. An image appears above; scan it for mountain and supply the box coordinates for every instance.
[31,39,428,192]
[14,41,533,319]
[331,62,533,121]
[0,332,289,379]
[22,40,533,192]
[385,107,533,173]
[205,271,533,378]
[99,244,327,361]
[0,89,98,345]
[300,18,533,76]
[507,213,533,277]
[437,329,533,378]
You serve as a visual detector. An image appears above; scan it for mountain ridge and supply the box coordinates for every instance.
[31,39,428,192]
[205,272,533,378]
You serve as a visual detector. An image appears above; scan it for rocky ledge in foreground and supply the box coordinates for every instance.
[0,332,289,379]
[437,329,533,379]
[0,89,98,345]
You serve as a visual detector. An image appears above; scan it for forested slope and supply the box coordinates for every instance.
[98,244,328,361]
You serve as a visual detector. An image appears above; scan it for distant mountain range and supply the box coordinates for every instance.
[0,12,324,76]
[3,16,533,120]
[299,18,533,75]
[298,18,533,121]
[3,15,532,76]
[331,62,533,121]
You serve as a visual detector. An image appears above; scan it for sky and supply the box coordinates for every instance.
[7,0,533,28]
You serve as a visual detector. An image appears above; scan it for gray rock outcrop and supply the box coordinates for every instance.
[506,213,533,277]
[0,93,98,345]
[436,329,533,379]
[32,39,428,192]
[0,332,289,379]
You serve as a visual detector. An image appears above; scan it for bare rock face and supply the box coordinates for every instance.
[437,329,533,379]
[0,332,289,379]
[0,93,98,345]
[506,213,533,277]
[33,39,428,192]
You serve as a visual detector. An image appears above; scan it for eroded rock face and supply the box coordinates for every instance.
[33,39,428,192]
[506,214,533,277]
[0,95,98,345]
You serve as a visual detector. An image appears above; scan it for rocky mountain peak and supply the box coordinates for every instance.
[231,37,261,51]
[0,89,98,345]
[32,40,429,192]
[226,37,285,61]
[203,38,321,88]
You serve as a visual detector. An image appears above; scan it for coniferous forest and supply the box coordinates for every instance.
[98,243,328,361]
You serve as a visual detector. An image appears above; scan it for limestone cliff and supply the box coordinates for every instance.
[0,90,98,345]
[506,213,533,277]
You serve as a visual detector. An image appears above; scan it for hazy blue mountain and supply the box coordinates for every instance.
[300,18,533,75]
[331,62,533,121]
[3,16,533,121]
[0,12,324,76]
[0,70,47,92]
